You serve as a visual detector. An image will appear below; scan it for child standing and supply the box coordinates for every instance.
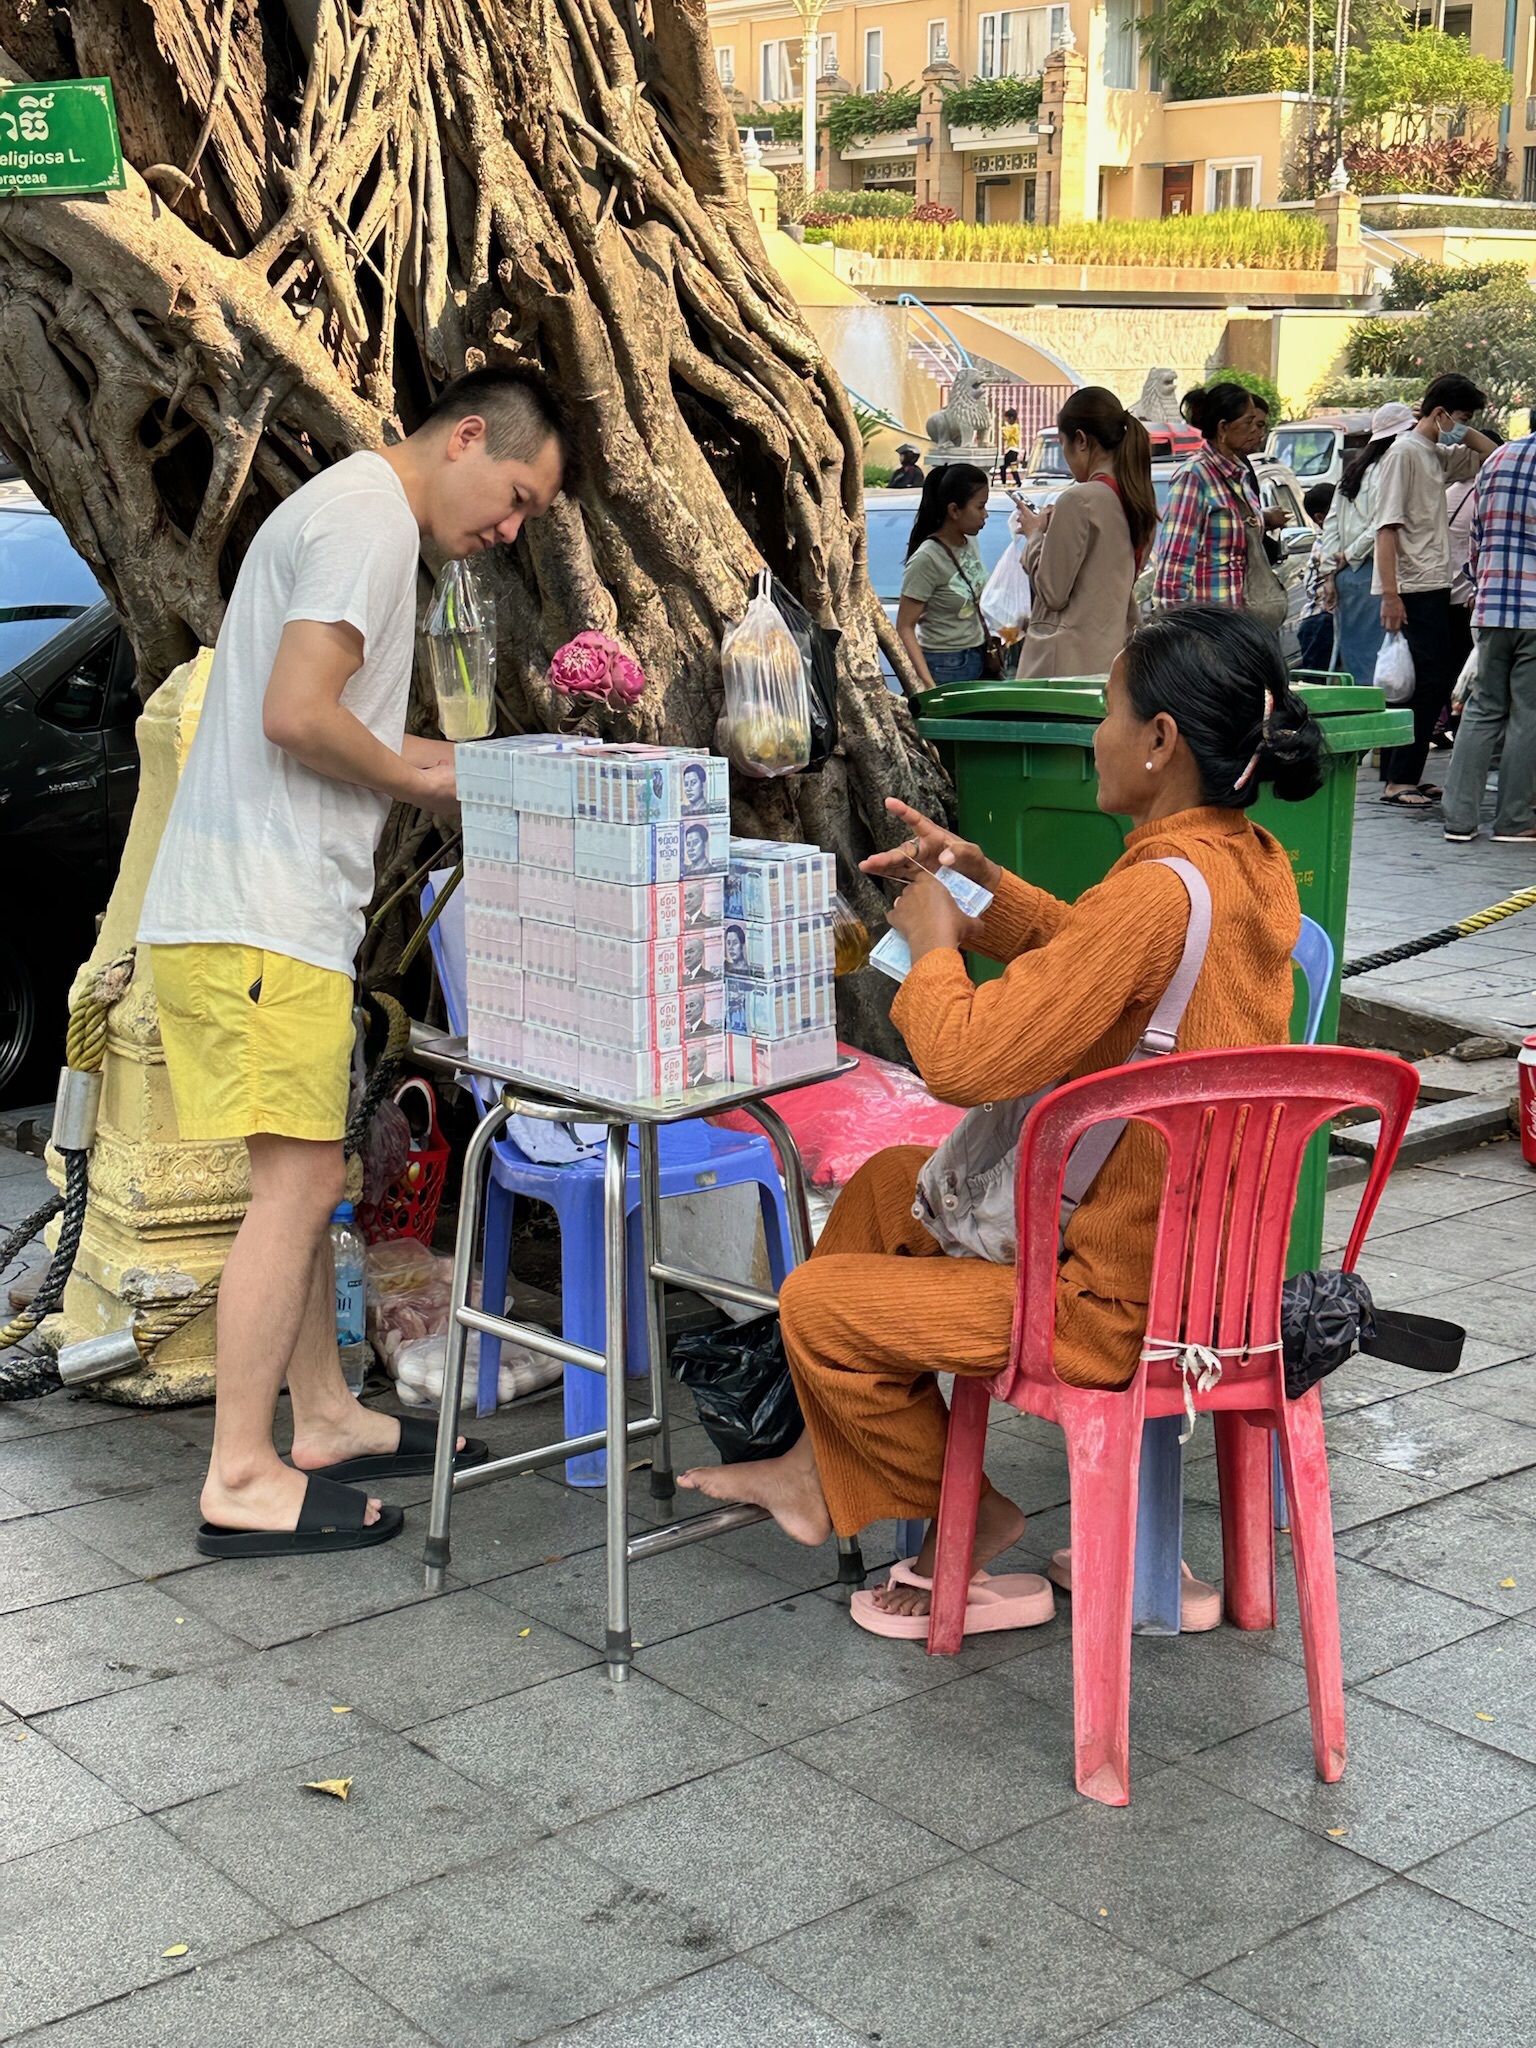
[1296,480,1338,673]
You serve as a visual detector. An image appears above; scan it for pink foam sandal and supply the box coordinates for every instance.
[1045,1547,1222,1632]
[850,1557,1056,1641]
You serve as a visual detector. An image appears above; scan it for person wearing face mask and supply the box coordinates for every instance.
[1372,374,1496,807]
[1010,387,1158,678]
[896,462,992,688]
[1152,382,1289,625]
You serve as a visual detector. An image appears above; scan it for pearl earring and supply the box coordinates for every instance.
[1145,760,1154,770]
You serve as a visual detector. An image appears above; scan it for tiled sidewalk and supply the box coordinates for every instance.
[2,1135,1535,2046]
[1344,770,1536,1038]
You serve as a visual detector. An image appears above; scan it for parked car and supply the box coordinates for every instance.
[1264,414,1373,488]
[0,478,137,1097]
[1024,422,1204,477]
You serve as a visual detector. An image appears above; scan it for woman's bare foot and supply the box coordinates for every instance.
[677,1432,833,1547]
[200,1459,384,1532]
[870,1487,1027,1619]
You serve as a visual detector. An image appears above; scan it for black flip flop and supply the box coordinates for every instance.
[1379,790,1435,808]
[307,1411,490,1485]
[196,1474,405,1559]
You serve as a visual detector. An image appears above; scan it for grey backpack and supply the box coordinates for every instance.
[912,857,1212,1265]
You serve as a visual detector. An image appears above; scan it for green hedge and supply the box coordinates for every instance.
[825,87,922,150]
[942,75,1043,129]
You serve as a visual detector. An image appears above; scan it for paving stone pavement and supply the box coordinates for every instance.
[1343,772,1536,1036]
[0,1128,1534,2046]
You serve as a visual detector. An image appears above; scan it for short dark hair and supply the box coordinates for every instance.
[1303,481,1335,523]
[417,368,574,474]
[1123,606,1323,809]
[1420,373,1487,417]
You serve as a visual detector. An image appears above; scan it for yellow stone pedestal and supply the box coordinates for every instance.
[45,651,250,1406]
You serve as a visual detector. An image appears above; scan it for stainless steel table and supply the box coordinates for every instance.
[412,1037,861,1679]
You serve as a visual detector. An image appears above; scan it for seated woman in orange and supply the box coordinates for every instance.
[681,607,1322,1635]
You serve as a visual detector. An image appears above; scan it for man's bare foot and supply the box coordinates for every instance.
[289,1403,466,1473]
[200,1460,383,1532]
[871,1488,1027,1619]
[677,1432,833,1548]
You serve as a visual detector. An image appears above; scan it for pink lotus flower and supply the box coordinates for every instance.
[548,631,647,708]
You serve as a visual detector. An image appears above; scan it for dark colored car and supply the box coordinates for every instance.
[0,479,137,1098]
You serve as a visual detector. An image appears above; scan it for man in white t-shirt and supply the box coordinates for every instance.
[138,370,569,1556]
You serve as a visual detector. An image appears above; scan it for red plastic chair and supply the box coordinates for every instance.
[927,1045,1420,1807]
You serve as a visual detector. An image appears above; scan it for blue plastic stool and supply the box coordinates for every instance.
[424,877,794,1487]
[1133,916,1336,1630]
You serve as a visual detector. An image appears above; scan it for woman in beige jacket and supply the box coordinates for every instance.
[1014,387,1158,680]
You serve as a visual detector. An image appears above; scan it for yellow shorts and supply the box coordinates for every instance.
[151,944,354,1143]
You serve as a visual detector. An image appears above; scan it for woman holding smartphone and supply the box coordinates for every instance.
[1011,388,1157,679]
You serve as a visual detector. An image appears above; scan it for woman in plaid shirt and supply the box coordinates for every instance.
[1153,383,1286,611]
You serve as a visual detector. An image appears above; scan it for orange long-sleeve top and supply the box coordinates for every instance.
[888,805,1301,1387]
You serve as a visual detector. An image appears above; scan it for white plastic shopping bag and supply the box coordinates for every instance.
[1373,630,1415,706]
[980,541,1032,635]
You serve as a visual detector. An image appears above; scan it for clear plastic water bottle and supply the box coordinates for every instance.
[329,1203,368,1396]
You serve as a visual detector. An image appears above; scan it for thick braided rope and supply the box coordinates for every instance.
[1343,884,1536,981]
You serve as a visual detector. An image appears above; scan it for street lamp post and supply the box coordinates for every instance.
[789,0,826,190]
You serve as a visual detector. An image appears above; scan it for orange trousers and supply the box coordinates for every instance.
[778,1146,1016,1537]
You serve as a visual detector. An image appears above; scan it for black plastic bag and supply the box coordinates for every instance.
[1281,1269,1464,1400]
[768,577,840,771]
[670,1312,803,1462]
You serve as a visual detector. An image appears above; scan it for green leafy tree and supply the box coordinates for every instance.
[1344,273,1536,420]
[1139,0,1398,101]
[1382,258,1528,309]
[1346,30,1510,144]
[1209,367,1284,419]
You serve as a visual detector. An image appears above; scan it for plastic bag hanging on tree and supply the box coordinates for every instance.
[718,570,812,778]
[424,559,497,740]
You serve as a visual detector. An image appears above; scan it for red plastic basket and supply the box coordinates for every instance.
[358,1077,451,1246]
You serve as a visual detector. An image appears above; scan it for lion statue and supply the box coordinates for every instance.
[1130,367,1181,426]
[926,365,992,451]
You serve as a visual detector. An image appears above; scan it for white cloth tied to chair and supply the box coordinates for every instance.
[1139,1337,1284,1442]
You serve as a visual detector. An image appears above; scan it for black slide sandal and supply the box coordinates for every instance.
[196,1474,405,1559]
[308,1412,490,1485]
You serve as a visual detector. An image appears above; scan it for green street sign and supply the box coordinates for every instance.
[0,78,126,198]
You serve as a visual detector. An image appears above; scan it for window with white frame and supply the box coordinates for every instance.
[761,39,796,102]
[978,7,1069,78]
[863,27,885,90]
[928,18,950,63]
[714,44,735,87]
[1102,0,1138,88]
[1207,157,1259,210]
[819,31,838,75]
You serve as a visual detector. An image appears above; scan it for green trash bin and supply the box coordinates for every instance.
[916,676,1412,1271]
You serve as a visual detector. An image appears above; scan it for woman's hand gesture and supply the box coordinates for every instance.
[860,798,999,893]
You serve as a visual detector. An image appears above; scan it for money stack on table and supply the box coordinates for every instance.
[456,738,732,1097]
[725,839,839,1087]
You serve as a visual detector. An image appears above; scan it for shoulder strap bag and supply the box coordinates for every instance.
[912,857,1212,1265]
[1219,471,1289,632]
[937,540,1006,679]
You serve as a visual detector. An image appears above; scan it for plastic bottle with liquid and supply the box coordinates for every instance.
[329,1202,369,1396]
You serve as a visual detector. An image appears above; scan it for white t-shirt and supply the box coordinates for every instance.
[139,452,421,976]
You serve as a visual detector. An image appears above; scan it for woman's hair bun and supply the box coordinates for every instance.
[1122,606,1323,808]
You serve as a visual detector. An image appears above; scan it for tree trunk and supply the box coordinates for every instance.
[0,0,944,1044]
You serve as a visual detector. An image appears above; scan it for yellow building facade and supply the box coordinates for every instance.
[709,0,1513,225]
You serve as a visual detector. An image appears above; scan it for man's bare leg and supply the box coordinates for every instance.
[678,1432,833,1547]
[200,1135,387,1532]
[284,1238,470,1471]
